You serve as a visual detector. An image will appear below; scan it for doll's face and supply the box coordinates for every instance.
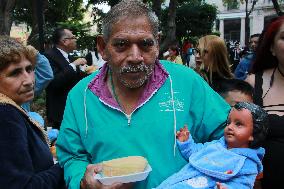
[224,108,254,149]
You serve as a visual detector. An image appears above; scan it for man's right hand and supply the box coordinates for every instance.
[80,164,133,189]
[72,58,87,66]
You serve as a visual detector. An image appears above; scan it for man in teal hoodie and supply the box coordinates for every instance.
[56,1,230,189]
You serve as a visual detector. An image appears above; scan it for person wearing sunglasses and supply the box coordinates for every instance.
[194,35,233,92]
[45,28,88,129]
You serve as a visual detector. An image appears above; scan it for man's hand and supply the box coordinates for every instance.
[216,182,228,189]
[80,164,133,189]
[176,125,190,142]
[72,58,87,66]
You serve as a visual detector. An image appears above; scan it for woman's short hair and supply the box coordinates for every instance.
[233,102,268,148]
[0,36,37,71]
[252,16,284,73]
[168,45,180,56]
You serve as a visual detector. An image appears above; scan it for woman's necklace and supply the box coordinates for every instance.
[109,70,122,110]
[278,66,284,78]
[263,67,277,99]
[109,70,126,113]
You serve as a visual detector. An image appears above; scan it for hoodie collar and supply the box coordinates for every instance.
[87,60,169,110]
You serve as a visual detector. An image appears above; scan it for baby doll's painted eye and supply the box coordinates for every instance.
[226,119,231,125]
[235,121,242,127]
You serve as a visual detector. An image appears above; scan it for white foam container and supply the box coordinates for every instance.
[94,164,152,185]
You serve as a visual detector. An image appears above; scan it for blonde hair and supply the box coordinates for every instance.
[0,36,37,71]
[198,35,233,84]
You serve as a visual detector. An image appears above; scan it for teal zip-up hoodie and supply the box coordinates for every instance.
[56,61,230,189]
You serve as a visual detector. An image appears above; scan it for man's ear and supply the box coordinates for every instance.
[249,136,254,141]
[59,38,66,46]
[155,34,161,58]
[96,35,108,61]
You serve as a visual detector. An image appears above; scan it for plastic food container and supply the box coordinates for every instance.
[94,164,152,185]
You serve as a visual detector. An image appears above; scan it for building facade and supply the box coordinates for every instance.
[206,0,283,46]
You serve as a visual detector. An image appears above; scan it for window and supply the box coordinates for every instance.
[227,0,239,10]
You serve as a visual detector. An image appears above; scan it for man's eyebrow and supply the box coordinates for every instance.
[112,38,128,41]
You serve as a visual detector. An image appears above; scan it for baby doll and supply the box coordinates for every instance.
[156,102,268,189]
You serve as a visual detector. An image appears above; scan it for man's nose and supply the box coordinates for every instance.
[128,44,143,62]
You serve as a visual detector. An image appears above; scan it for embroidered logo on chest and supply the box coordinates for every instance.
[159,92,184,112]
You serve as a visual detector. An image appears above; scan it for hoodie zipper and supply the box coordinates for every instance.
[126,114,131,126]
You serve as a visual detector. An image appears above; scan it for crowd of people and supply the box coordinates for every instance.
[0,0,284,188]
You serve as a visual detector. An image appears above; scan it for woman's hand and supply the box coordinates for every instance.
[80,164,133,189]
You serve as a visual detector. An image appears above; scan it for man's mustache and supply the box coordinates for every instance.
[119,64,148,74]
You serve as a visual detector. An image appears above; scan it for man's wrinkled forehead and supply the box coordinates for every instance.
[109,16,156,40]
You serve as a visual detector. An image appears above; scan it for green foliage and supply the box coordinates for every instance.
[222,0,244,6]
[226,0,240,10]
[45,0,85,24]
[13,0,33,26]
[91,6,106,34]
[13,0,90,49]
[13,0,86,26]
[210,31,221,37]
[161,1,217,41]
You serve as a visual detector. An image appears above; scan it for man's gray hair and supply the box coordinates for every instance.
[102,0,159,41]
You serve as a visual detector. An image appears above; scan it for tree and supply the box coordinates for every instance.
[13,0,87,48]
[160,0,217,53]
[160,0,178,53]
[223,0,258,45]
[271,0,284,16]
[0,0,16,35]
[175,2,217,40]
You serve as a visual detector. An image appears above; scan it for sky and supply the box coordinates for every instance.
[83,0,111,13]
[94,2,111,13]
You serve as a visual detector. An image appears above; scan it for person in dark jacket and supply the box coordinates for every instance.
[45,28,87,129]
[0,36,65,189]
[234,34,260,80]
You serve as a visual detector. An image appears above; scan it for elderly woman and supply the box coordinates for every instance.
[0,36,64,189]
[194,35,233,91]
